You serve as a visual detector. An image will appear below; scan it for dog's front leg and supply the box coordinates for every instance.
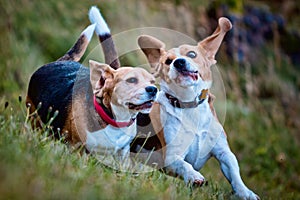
[116,145,133,170]
[118,145,130,161]
[213,133,260,200]
[166,156,205,186]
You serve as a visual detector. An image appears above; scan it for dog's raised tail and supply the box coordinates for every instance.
[57,24,96,62]
[89,6,120,69]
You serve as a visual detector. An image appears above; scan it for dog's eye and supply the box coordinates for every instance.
[165,58,173,65]
[186,51,197,58]
[126,77,138,84]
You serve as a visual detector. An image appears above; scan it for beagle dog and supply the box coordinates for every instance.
[135,18,260,199]
[26,7,157,166]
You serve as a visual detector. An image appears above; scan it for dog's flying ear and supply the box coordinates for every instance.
[198,17,232,64]
[89,60,115,93]
[138,35,166,68]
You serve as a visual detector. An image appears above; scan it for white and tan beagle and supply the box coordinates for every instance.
[136,17,260,199]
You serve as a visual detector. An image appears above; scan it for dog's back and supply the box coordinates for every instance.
[26,24,95,137]
[27,6,124,143]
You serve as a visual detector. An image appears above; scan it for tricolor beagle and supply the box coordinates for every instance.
[26,7,157,168]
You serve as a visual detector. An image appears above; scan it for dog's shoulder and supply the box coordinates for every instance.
[29,61,86,94]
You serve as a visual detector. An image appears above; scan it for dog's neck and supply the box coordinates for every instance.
[110,103,138,122]
[94,96,136,128]
[160,80,212,102]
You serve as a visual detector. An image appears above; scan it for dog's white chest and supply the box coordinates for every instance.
[85,124,136,154]
[159,93,224,167]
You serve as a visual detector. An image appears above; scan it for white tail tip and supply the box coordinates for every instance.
[82,23,96,42]
[89,6,110,36]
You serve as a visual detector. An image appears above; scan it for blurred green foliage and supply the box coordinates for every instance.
[0,0,300,199]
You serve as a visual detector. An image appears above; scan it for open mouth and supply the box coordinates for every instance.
[180,70,199,81]
[126,100,154,110]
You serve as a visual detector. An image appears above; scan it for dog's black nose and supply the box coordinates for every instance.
[173,58,186,69]
[145,86,158,97]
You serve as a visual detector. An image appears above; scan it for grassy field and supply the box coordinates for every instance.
[1,0,300,199]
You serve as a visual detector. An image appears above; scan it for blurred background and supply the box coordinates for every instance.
[0,0,300,198]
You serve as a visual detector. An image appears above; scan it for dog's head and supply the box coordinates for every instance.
[89,60,157,114]
[138,17,232,93]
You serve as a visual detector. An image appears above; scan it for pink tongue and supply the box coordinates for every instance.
[188,73,198,81]
[182,71,198,81]
[129,101,153,110]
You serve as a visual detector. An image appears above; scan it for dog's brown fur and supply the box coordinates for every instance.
[26,24,157,149]
[135,18,259,199]
[132,18,232,167]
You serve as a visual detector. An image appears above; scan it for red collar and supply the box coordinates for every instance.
[93,96,135,128]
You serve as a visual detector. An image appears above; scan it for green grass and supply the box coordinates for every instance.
[1,97,299,199]
[0,102,234,200]
[1,0,300,199]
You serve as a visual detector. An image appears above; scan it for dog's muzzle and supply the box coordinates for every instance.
[173,58,198,81]
[174,58,187,70]
[127,86,157,111]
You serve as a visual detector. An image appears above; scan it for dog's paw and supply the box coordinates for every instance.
[234,189,260,200]
[193,179,205,187]
[184,170,205,187]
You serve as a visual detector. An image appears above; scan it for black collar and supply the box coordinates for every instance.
[165,89,208,109]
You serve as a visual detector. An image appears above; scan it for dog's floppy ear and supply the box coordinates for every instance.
[138,35,166,68]
[89,60,115,93]
[198,17,232,64]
